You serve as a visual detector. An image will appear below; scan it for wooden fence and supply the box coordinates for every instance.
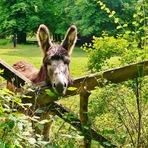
[0,59,148,147]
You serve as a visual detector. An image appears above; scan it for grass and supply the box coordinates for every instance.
[0,40,88,78]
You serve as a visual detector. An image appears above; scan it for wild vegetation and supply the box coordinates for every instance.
[83,0,148,147]
[0,0,148,147]
[0,0,139,44]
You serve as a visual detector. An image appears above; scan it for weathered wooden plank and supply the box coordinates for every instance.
[70,60,148,93]
[0,59,32,87]
[1,60,148,105]
[29,60,148,103]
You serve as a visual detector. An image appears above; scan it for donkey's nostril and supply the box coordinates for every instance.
[55,83,64,94]
[53,83,56,88]
[64,83,67,88]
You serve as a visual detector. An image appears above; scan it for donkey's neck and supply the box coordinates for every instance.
[32,65,48,84]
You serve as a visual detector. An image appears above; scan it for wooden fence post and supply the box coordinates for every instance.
[80,87,91,148]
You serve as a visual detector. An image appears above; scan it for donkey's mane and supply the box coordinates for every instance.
[44,45,70,65]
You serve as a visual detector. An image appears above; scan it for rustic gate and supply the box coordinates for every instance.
[0,59,148,147]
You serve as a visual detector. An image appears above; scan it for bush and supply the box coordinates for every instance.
[83,35,130,72]
[90,77,148,147]
[0,39,11,46]
[84,0,147,72]
[83,34,147,72]
[0,84,50,147]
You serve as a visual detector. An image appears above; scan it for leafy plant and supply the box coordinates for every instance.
[0,73,51,148]
[84,0,147,72]
[83,34,130,71]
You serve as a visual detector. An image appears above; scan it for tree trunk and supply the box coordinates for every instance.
[17,32,26,44]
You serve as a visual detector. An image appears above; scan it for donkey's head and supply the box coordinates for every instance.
[37,24,77,95]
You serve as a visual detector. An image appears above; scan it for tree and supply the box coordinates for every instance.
[49,0,137,44]
[0,0,43,43]
[0,0,139,44]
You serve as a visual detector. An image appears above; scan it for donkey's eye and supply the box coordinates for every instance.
[64,61,70,65]
[47,61,51,65]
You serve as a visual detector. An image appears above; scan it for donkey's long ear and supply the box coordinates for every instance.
[61,25,77,56]
[37,24,52,55]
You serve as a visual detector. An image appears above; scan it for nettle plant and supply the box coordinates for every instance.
[83,0,147,72]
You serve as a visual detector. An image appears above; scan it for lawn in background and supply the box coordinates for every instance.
[0,39,88,78]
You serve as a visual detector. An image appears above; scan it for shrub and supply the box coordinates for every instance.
[84,0,147,72]
[0,82,50,147]
[83,35,130,72]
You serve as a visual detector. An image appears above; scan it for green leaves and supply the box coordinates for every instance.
[0,69,4,74]
[7,120,15,129]
[101,5,106,10]
[132,21,138,26]
[114,18,119,23]
[123,24,128,27]
[105,8,110,13]
[116,25,122,29]
[67,87,77,91]
[108,11,116,18]
[45,89,60,98]
[102,129,115,135]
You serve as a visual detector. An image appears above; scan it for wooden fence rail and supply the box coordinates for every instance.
[1,59,148,147]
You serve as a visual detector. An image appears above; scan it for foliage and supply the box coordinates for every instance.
[0,0,44,42]
[84,0,147,72]
[0,75,52,147]
[0,0,138,42]
[83,35,130,71]
[88,77,148,147]
[0,0,148,147]
[82,0,148,147]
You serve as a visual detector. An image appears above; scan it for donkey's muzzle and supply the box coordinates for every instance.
[54,82,66,94]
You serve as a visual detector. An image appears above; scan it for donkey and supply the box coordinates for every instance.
[7,24,77,140]
[8,24,77,94]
